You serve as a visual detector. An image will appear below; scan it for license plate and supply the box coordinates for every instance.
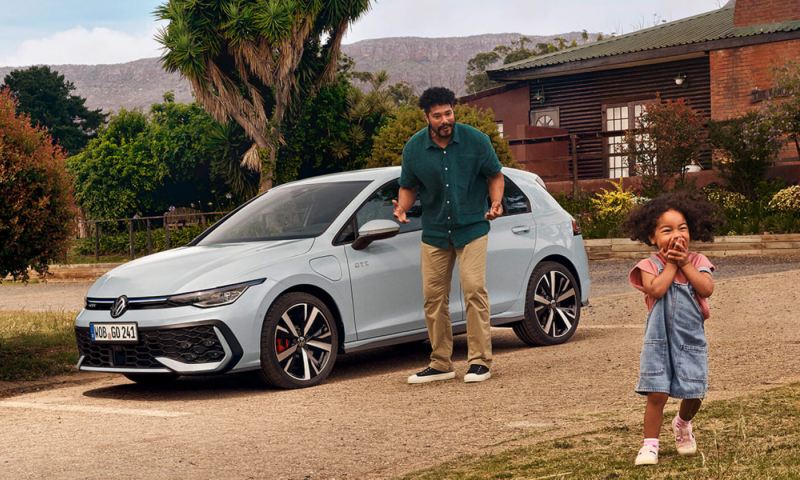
[90,323,138,343]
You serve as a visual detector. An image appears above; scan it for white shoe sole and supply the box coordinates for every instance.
[677,444,697,456]
[634,456,658,466]
[407,371,456,384]
[464,371,491,383]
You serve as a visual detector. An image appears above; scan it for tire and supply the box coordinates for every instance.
[513,261,581,346]
[257,292,339,389]
[124,373,178,385]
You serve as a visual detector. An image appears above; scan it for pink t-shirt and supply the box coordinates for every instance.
[628,252,715,319]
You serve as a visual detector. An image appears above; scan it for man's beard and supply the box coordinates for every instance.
[432,123,453,138]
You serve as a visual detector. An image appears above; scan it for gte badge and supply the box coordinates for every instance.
[110,295,129,318]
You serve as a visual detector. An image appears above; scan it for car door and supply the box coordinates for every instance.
[342,179,463,340]
[486,176,537,314]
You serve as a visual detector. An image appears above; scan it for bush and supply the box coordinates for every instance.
[74,224,207,256]
[623,98,704,197]
[703,182,800,235]
[709,112,784,200]
[0,88,75,281]
[367,104,516,168]
[769,185,800,213]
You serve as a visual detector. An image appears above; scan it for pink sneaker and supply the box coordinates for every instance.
[672,416,697,456]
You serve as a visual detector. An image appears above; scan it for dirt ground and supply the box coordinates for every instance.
[0,259,799,479]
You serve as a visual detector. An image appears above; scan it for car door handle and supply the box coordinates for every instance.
[511,226,531,234]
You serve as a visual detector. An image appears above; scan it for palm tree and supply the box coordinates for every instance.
[155,0,372,192]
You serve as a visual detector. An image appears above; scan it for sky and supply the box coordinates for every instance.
[0,0,724,67]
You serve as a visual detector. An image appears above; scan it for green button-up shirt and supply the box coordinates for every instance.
[399,123,502,248]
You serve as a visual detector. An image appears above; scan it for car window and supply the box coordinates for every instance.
[503,176,531,215]
[196,181,369,244]
[356,180,422,234]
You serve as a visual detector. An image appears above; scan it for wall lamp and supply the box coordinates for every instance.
[674,74,687,87]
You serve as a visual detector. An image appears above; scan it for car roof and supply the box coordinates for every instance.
[272,166,544,190]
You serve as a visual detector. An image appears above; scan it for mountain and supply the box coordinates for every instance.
[0,32,590,114]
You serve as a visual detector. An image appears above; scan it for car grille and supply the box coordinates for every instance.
[76,325,226,369]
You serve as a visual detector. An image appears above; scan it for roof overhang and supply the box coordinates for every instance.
[488,30,800,82]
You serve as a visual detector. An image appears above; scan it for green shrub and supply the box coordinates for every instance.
[74,224,207,256]
[769,185,800,213]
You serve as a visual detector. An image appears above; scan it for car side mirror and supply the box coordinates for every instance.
[352,219,400,250]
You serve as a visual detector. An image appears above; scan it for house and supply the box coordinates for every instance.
[462,0,800,192]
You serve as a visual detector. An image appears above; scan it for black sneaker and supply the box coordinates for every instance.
[464,364,491,383]
[407,367,456,384]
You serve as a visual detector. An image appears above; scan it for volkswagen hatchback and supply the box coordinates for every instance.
[75,167,590,388]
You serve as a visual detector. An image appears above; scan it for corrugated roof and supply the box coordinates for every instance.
[491,3,800,74]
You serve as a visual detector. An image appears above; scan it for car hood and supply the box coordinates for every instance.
[87,239,314,298]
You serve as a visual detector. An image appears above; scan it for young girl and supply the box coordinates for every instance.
[623,192,720,466]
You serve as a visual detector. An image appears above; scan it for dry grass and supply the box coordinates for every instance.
[0,310,78,381]
[401,383,800,480]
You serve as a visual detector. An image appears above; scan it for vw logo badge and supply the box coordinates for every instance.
[110,295,129,318]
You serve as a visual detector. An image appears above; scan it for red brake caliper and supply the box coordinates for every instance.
[276,338,290,353]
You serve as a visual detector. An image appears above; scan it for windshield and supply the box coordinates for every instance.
[196,181,370,245]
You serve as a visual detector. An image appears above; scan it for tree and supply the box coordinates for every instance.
[709,111,784,200]
[623,98,705,196]
[464,36,580,95]
[367,104,516,169]
[765,61,800,158]
[279,69,395,181]
[68,96,253,220]
[0,89,75,281]
[155,0,372,193]
[2,66,105,155]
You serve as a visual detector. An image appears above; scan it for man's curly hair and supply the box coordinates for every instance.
[623,191,722,246]
[418,87,456,113]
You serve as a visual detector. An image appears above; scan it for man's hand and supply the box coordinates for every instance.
[485,201,503,220]
[392,199,409,223]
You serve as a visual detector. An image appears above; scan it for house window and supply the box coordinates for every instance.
[496,121,504,138]
[603,102,648,179]
[531,107,560,128]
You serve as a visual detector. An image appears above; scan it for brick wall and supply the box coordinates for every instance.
[734,0,800,27]
[710,38,800,121]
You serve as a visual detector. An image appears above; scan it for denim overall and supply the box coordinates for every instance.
[636,256,709,399]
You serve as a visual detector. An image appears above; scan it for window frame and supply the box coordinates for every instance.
[601,100,654,179]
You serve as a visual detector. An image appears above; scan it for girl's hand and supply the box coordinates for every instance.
[667,237,689,267]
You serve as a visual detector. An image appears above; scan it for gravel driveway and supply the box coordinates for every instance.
[1,255,799,479]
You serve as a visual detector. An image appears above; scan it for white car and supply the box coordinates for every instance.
[75,167,590,388]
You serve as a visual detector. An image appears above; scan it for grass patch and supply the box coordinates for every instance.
[400,384,800,479]
[0,310,78,381]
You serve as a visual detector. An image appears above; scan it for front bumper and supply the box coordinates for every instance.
[75,320,243,375]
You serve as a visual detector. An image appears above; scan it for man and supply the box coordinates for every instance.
[393,87,504,384]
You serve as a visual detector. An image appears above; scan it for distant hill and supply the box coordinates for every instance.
[0,32,592,114]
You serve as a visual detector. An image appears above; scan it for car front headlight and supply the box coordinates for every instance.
[167,279,265,308]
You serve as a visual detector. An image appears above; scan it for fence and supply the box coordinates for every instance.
[82,210,229,261]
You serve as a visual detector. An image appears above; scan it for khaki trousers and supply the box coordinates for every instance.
[420,235,491,372]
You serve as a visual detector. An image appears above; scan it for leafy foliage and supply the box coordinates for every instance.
[585,180,636,238]
[367,104,516,168]
[765,61,800,158]
[1,66,105,155]
[709,112,784,200]
[623,98,705,197]
[68,97,253,220]
[279,69,397,181]
[0,89,76,281]
[768,185,800,213]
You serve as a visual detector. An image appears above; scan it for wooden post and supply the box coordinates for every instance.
[94,222,100,261]
[146,218,152,255]
[570,134,579,198]
[128,219,135,260]
[164,214,170,249]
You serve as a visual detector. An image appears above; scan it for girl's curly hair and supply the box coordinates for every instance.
[623,191,722,246]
